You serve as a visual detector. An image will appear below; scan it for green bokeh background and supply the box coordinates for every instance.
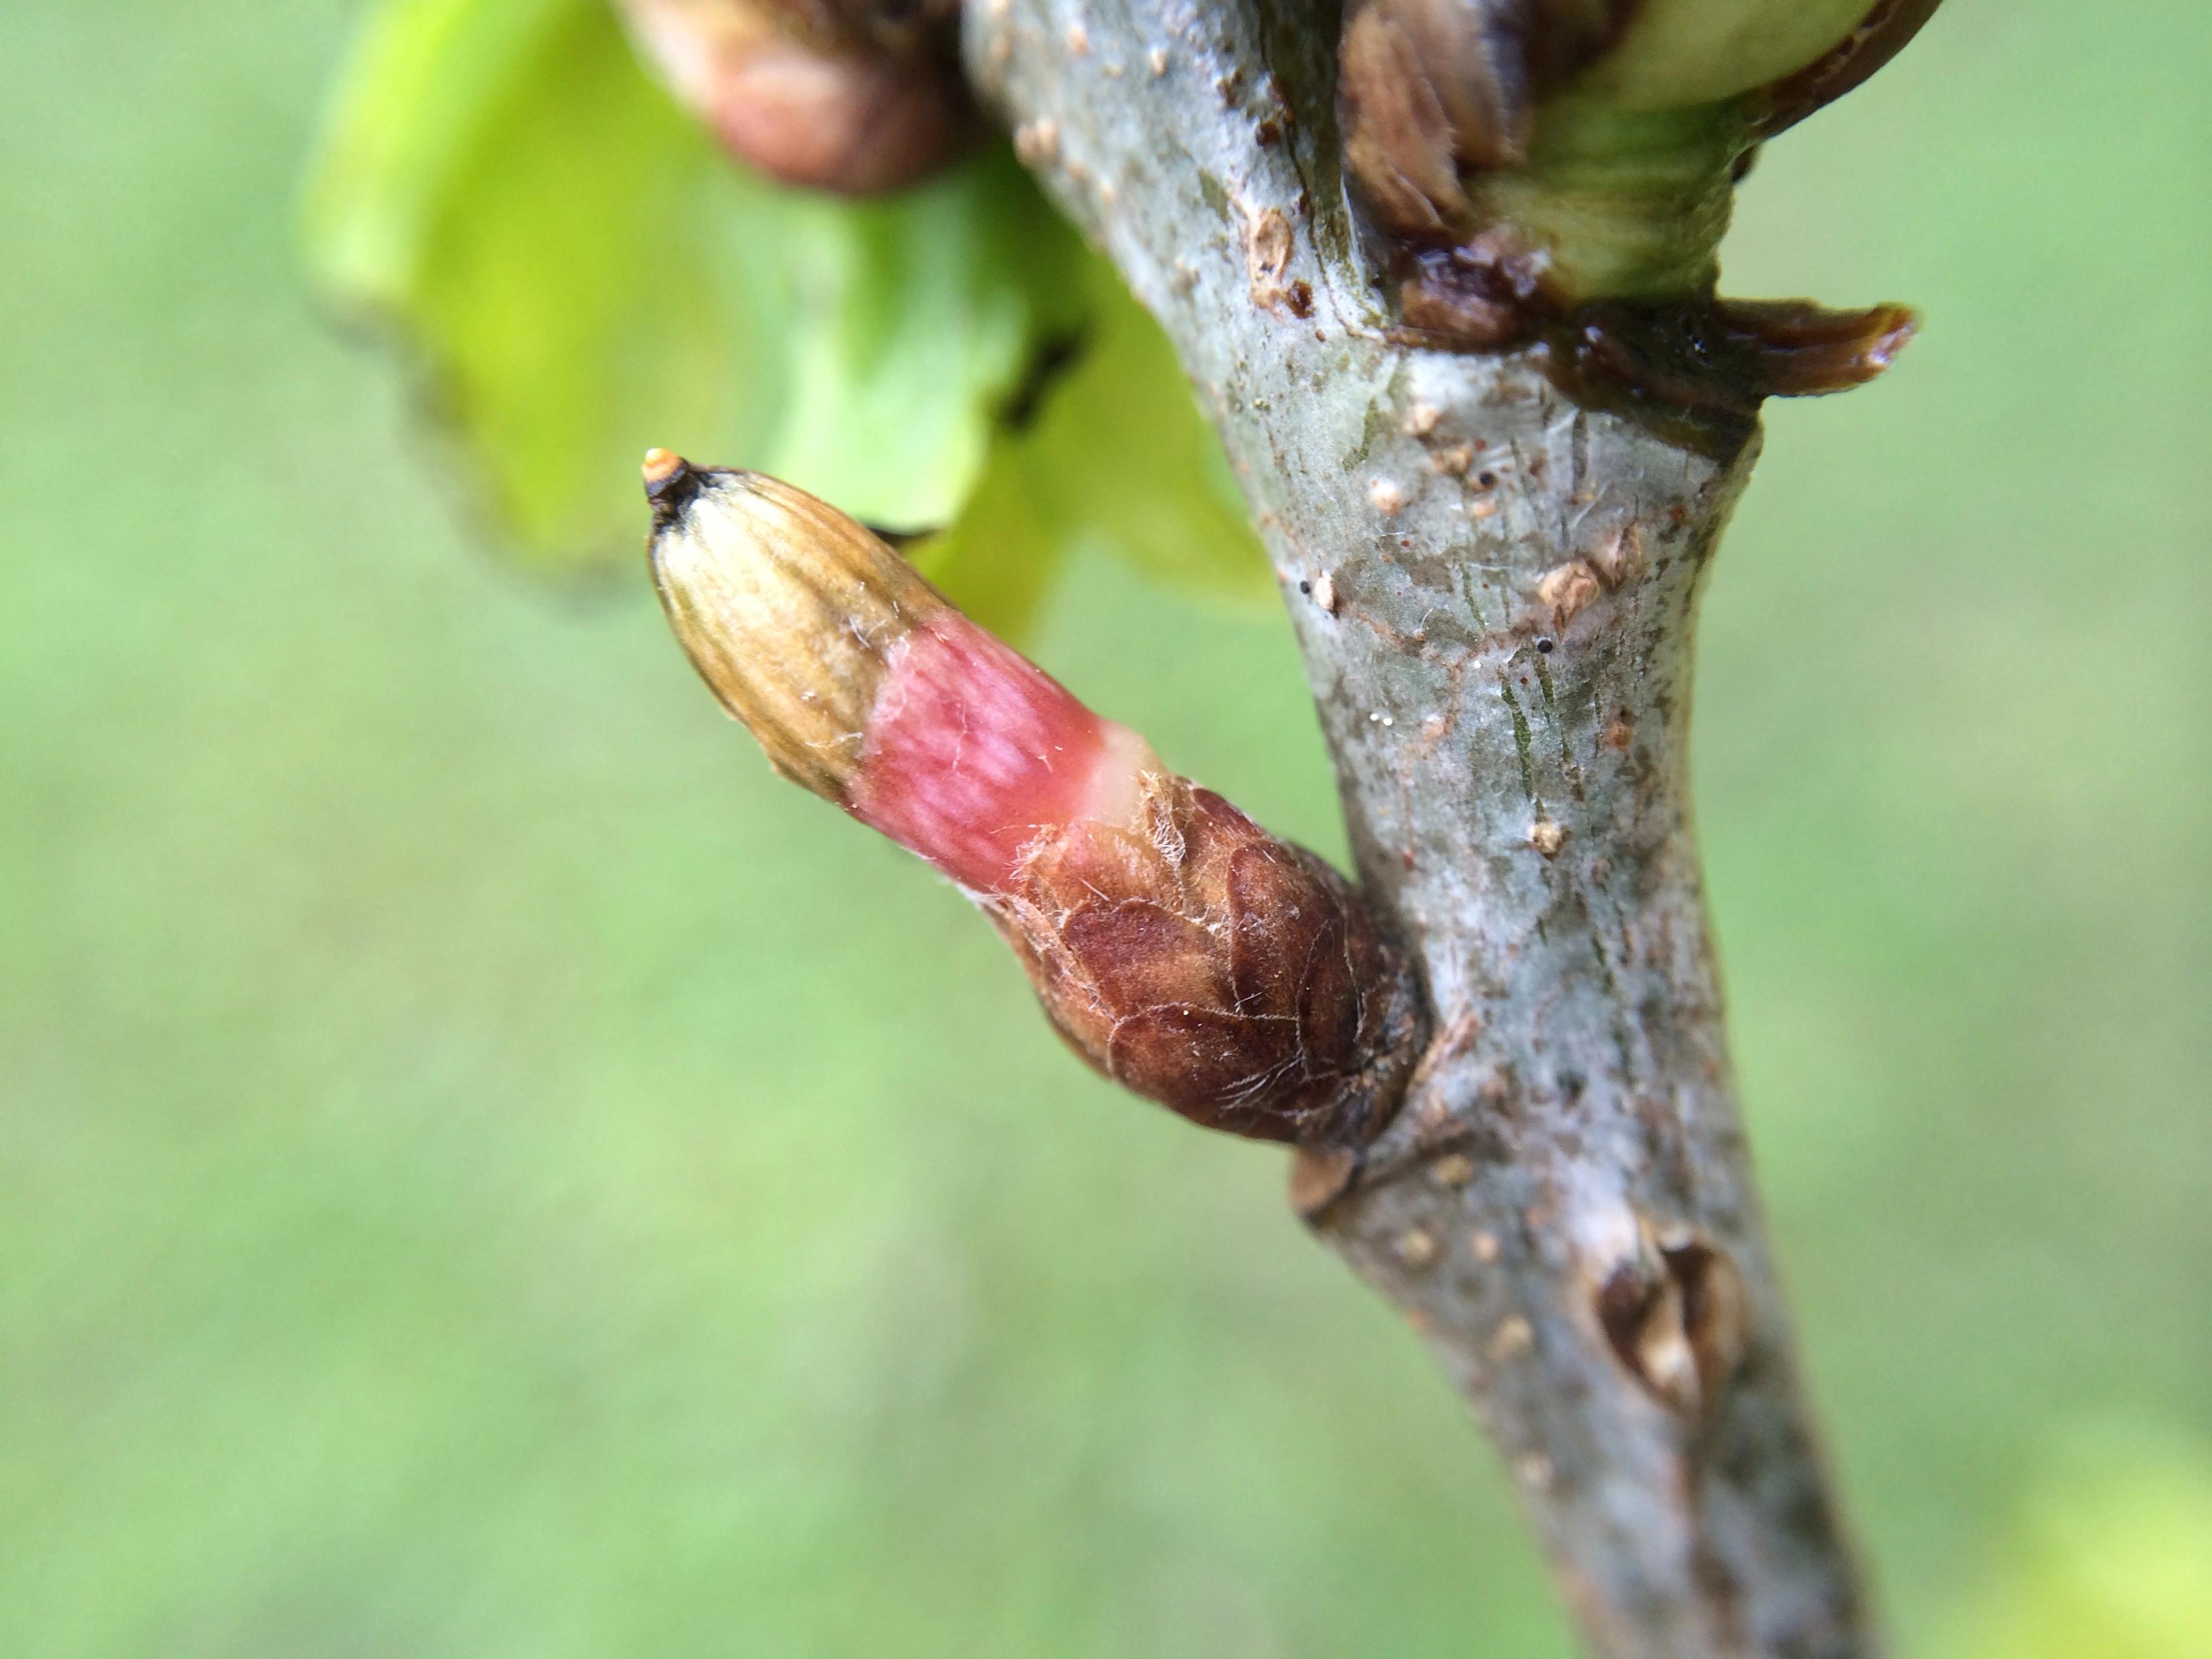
[4,2,2208,1654]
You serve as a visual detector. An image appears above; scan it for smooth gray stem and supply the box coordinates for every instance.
[967,1,1881,1654]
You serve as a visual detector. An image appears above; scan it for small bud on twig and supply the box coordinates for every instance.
[644,453,1425,1147]
[1332,0,1941,425]
[619,0,975,194]
[1337,0,1639,238]
[1595,1224,1748,1417]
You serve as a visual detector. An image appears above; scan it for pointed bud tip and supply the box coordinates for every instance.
[642,448,712,530]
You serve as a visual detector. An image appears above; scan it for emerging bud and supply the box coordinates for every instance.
[1336,0,1941,417]
[1337,0,1639,238]
[644,451,1425,1147]
[618,0,974,194]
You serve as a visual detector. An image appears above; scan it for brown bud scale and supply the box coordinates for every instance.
[1542,295,1919,451]
[1336,0,1643,241]
[987,773,1424,1147]
[619,0,975,194]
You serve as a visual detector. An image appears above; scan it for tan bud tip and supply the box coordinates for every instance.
[641,449,712,531]
[644,464,949,802]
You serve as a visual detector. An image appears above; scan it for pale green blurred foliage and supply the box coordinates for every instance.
[2,1,2207,1656]
[910,254,1277,636]
[1942,1426,2212,1659]
[300,0,1074,557]
[298,0,1271,619]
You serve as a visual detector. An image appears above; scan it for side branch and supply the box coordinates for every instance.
[967,1,1880,1653]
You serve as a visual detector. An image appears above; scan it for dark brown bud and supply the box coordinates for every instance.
[619,0,975,194]
[990,773,1422,1147]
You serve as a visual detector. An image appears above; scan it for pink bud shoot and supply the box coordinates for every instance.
[848,617,1161,895]
[644,453,1425,1147]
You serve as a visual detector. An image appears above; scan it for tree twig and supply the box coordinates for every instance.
[968,0,1881,1651]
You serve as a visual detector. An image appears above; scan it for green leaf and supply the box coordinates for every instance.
[300,0,1082,574]
[763,154,1086,533]
[913,250,1273,634]
[300,0,1268,615]
[1941,1425,2212,1659]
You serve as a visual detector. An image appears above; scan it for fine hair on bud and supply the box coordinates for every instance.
[642,453,1426,1149]
[989,774,1423,1147]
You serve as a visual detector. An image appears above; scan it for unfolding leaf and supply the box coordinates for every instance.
[302,0,772,570]
[764,155,1085,533]
[300,0,1083,574]
[914,251,1273,633]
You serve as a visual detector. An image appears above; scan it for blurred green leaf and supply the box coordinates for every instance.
[299,0,1087,573]
[763,153,1086,535]
[1940,1424,2212,1659]
[301,0,765,568]
[906,443,1065,641]
[914,250,1273,634]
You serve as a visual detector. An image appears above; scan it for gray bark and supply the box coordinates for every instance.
[966,1,1881,1654]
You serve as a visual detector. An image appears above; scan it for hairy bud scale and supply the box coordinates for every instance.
[992,775,1421,1146]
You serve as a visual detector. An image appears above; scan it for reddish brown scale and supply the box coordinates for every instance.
[1542,296,1920,452]
[989,775,1422,1146]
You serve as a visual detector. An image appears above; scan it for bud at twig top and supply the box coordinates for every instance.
[1337,0,1943,373]
[644,451,1425,1147]
[619,0,974,194]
